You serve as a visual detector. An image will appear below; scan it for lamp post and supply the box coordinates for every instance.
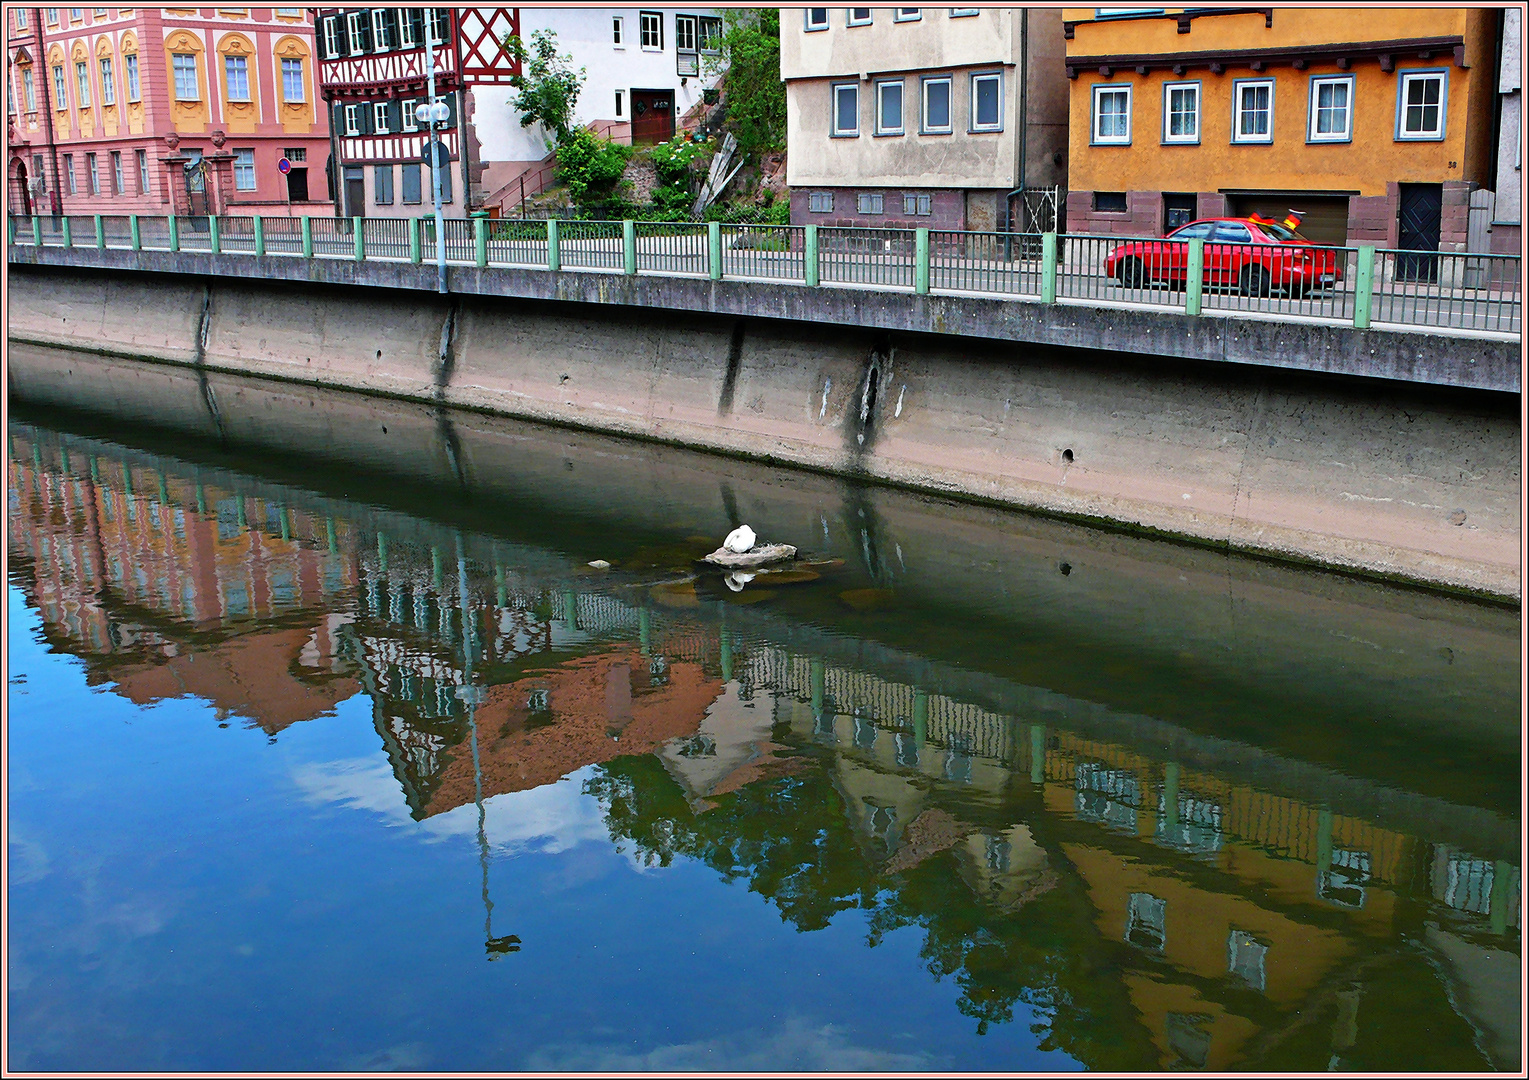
[424,43,449,294]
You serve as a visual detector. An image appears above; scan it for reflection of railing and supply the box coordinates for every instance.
[12,211,1518,339]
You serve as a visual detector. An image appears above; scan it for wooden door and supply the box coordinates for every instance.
[1396,183,1441,282]
[629,89,674,145]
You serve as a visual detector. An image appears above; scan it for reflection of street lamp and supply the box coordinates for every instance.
[456,534,521,958]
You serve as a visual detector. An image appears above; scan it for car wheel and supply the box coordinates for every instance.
[1240,264,1271,298]
[1117,257,1147,289]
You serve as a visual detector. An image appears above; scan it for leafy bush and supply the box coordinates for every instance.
[649,136,712,189]
[555,128,632,206]
[703,199,790,226]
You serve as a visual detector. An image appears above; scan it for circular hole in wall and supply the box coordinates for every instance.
[1061,448,1074,464]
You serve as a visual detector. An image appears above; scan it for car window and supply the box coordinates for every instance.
[1170,222,1213,240]
[1211,222,1252,243]
[1255,221,1311,243]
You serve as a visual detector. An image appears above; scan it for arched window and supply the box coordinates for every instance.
[119,31,140,102]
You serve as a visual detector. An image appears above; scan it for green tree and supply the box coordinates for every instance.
[554,126,632,208]
[707,10,785,157]
[504,29,585,145]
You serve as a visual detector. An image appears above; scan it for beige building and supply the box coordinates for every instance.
[780,7,1067,231]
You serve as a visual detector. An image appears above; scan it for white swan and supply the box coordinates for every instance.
[723,525,756,553]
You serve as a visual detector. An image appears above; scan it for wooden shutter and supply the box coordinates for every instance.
[384,9,400,50]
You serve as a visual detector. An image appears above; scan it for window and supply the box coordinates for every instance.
[322,17,340,57]
[613,89,623,117]
[1125,892,1166,952]
[1091,83,1130,144]
[970,72,1000,131]
[831,81,858,136]
[275,8,302,16]
[612,15,623,45]
[74,60,90,107]
[1227,930,1268,993]
[921,75,951,133]
[895,8,921,21]
[401,98,417,130]
[22,68,35,111]
[86,151,98,194]
[640,11,662,49]
[282,57,303,102]
[950,7,979,15]
[1232,78,1272,144]
[173,53,198,100]
[1162,81,1198,143]
[903,192,931,215]
[125,54,139,100]
[46,9,59,27]
[136,148,148,193]
[1211,221,1251,243]
[70,8,82,21]
[876,79,903,134]
[111,149,122,192]
[398,10,416,47]
[233,147,254,190]
[1397,70,1446,140]
[343,103,360,135]
[284,146,306,161]
[63,153,75,194]
[347,12,366,53]
[14,9,27,29]
[425,9,447,45]
[224,55,249,101]
[402,161,422,203]
[1093,191,1126,212]
[1307,74,1352,142]
[32,153,45,192]
[849,8,872,25]
[374,164,393,204]
[699,15,721,51]
[372,101,389,132]
[371,8,390,49]
[808,191,833,213]
[857,192,883,214]
[52,65,66,108]
[805,8,828,31]
[675,14,696,52]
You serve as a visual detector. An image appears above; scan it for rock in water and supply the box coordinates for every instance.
[723,525,756,553]
[703,543,797,568]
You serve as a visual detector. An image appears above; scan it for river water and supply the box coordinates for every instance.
[6,355,1521,1072]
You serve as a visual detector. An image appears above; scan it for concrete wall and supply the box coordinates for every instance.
[7,263,1520,600]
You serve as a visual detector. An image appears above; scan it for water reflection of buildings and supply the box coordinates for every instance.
[9,424,1519,1070]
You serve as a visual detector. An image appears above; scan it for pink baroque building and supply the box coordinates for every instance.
[7,6,333,218]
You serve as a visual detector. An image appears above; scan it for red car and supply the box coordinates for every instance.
[1104,217,1343,297]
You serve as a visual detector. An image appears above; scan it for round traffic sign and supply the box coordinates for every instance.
[277,157,292,175]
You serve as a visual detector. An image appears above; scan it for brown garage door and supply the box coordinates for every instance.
[1227,192,1351,247]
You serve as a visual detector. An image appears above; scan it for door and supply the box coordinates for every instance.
[629,89,674,145]
[1396,182,1442,282]
[14,160,32,217]
[1207,220,1253,287]
[287,167,309,203]
[1228,193,1349,247]
[344,165,365,218]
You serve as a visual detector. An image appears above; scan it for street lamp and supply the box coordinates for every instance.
[423,48,451,295]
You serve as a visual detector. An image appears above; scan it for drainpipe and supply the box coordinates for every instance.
[323,86,342,216]
[1005,8,1029,232]
[33,6,62,216]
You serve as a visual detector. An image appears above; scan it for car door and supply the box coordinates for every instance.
[1207,221,1252,286]
[1166,221,1213,284]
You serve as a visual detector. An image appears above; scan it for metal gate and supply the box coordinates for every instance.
[1396,182,1442,282]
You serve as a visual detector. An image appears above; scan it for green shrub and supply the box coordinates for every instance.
[555,128,632,207]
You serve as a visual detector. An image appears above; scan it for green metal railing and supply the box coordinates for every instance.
[9,213,1520,338]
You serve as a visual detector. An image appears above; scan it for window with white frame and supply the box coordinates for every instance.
[233,147,255,189]
[86,151,98,193]
[63,153,75,193]
[74,60,90,107]
[275,8,302,17]
[137,148,148,193]
[46,9,59,27]
[612,15,623,45]
[224,55,249,101]
[425,9,448,45]
[1397,70,1445,139]
[282,57,303,102]
[22,68,35,111]
[172,54,197,99]
[99,57,114,104]
[805,8,828,31]
[398,11,416,47]
[640,10,662,49]
[14,9,27,29]
[343,102,360,135]
[124,53,139,100]
[401,98,417,130]
[895,8,921,21]
[1308,74,1352,141]
[70,9,82,21]
[347,12,366,52]
[922,76,951,133]
[1162,81,1197,143]
[1232,78,1272,143]
[322,16,340,56]
[1091,83,1130,144]
[808,191,833,213]
[831,81,858,135]
[849,8,872,25]
[373,101,389,132]
[52,65,66,108]
[876,79,902,134]
[614,89,623,117]
[676,14,696,51]
[970,72,1000,131]
[111,149,123,192]
[699,16,721,52]
[857,192,883,213]
[903,192,931,215]
[371,8,390,49]
[950,7,979,15]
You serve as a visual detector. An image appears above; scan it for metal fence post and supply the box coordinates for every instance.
[168,214,180,251]
[915,227,930,295]
[301,215,313,259]
[130,214,141,251]
[474,215,487,268]
[208,214,221,254]
[547,218,560,271]
[805,224,819,287]
[408,217,421,264]
[32,215,42,246]
[6,215,14,245]
[1185,238,1205,316]
[1041,231,1058,303]
[623,219,636,275]
[61,215,72,247]
[353,216,364,261]
[1353,246,1375,329]
[94,213,104,249]
[253,215,265,257]
[708,220,722,281]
